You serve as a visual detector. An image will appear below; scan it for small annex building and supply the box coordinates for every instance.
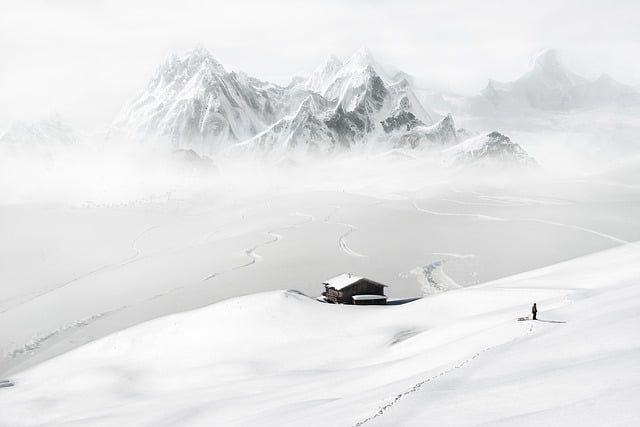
[322,273,387,305]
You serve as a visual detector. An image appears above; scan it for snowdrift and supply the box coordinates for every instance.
[1,243,640,426]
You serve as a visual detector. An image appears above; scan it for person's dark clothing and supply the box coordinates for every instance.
[532,303,538,320]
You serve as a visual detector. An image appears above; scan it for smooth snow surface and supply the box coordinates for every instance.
[1,243,639,426]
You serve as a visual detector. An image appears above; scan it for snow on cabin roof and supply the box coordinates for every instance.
[352,295,387,300]
[323,273,362,290]
[323,273,387,290]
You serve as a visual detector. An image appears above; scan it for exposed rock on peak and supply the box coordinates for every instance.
[392,113,457,148]
[444,131,537,166]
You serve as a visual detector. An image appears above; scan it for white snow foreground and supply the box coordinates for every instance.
[2,244,640,426]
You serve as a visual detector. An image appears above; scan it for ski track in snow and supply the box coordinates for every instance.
[3,312,114,360]
[352,322,536,427]
[438,197,511,207]
[324,205,368,258]
[411,200,505,222]
[411,199,635,247]
[520,218,636,247]
[203,211,315,280]
[0,225,159,316]
[338,223,368,258]
[2,214,318,365]
[432,252,475,260]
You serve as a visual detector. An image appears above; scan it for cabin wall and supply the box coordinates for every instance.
[323,286,341,303]
[353,298,387,306]
[340,280,385,304]
[323,279,387,304]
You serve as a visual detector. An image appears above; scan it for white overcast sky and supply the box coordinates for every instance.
[1,0,639,130]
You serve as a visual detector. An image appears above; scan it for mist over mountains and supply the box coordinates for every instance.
[470,48,640,113]
[3,46,640,170]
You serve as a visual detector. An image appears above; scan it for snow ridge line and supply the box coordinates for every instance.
[352,323,535,427]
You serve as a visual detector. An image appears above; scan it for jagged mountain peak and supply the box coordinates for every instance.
[113,46,455,157]
[305,54,344,94]
[323,53,343,66]
[348,46,375,64]
[531,48,563,71]
[444,131,537,167]
[339,47,386,78]
[114,47,297,149]
[474,47,639,112]
[153,47,227,87]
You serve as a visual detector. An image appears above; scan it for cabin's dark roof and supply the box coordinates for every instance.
[323,273,387,290]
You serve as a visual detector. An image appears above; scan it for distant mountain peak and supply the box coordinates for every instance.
[341,47,381,74]
[155,47,227,85]
[474,47,640,112]
[531,48,563,71]
[305,54,343,93]
[324,53,343,65]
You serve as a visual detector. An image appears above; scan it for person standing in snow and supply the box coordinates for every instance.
[532,303,538,320]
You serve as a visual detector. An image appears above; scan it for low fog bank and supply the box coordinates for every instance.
[1,132,635,206]
[2,133,640,376]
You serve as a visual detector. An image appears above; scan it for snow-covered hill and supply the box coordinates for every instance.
[472,49,640,112]
[1,242,638,426]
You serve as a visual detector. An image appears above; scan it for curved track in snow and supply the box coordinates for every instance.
[203,211,316,280]
[3,214,319,364]
[411,199,635,247]
[411,200,504,221]
[324,205,368,258]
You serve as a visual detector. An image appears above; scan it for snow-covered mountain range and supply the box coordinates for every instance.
[470,48,640,113]
[112,48,311,149]
[112,47,535,165]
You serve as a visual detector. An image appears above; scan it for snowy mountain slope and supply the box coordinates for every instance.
[472,49,640,112]
[236,94,337,154]
[110,47,532,164]
[443,131,536,166]
[112,48,309,148]
[1,243,639,426]
[390,114,458,148]
[112,47,443,153]
[232,48,449,153]
[302,54,343,94]
[321,48,435,138]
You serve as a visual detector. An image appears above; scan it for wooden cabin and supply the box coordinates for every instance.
[322,273,387,305]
